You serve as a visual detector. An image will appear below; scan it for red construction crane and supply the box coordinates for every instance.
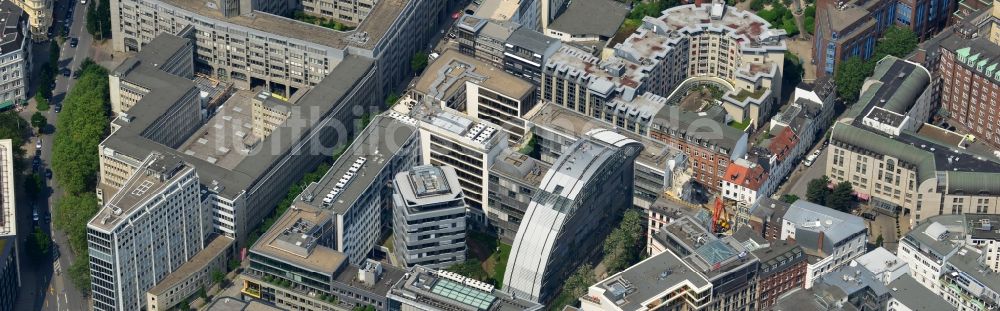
[711,197,730,234]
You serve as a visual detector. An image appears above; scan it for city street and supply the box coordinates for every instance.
[780,142,829,199]
[15,0,98,310]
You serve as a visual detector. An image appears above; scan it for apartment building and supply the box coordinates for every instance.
[852,247,909,285]
[410,50,536,144]
[0,2,28,109]
[387,266,543,311]
[10,0,49,41]
[781,200,868,289]
[586,216,759,311]
[87,154,209,311]
[486,149,549,243]
[827,56,1000,225]
[752,240,807,309]
[293,113,419,265]
[415,106,508,225]
[648,105,749,193]
[897,214,1000,310]
[542,2,786,131]
[504,129,643,303]
[240,205,407,311]
[108,34,196,116]
[524,102,693,208]
[721,158,767,206]
[0,139,18,311]
[544,0,628,44]
[391,165,467,269]
[748,197,790,241]
[111,0,444,97]
[474,0,541,31]
[935,26,1000,148]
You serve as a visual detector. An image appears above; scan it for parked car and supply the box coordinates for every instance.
[35,138,42,150]
[61,68,71,77]
[70,37,79,48]
[54,104,62,113]
[45,169,52,179]
[32,209,38,222]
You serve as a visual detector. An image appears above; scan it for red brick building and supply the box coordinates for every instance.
[937,37,1000,148]
[648,107,748,192]
[752,240,807,309]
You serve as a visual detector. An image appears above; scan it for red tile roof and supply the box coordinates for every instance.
[768,127,798,162]
[724,162,767,191]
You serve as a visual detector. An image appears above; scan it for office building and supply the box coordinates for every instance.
[293,113,420,265]
[748,197,790,241]
[504,129,643,303]
[392,165,467,269]
[781,200,868,289]
[524,102,693,208]
[415,106,508,225]
[503,27,561,84]
[146,237,235,311]
[10,0,49,41]
[852,247,909,285]
[98,30,392,245]
[583,215,759,311]
[827,56,1000,225]
[486,149,549,243]
[933,17,1000,149]
[645,196,706,255]
[885,274,953,311]
[88,154,210,311]
[473,0,541,31]
[897,213,1000,311]
[410,50,536,144]
[387,265,543,311]
[240,204,407,311]
[111,0,445,98]
[108,33,197,116]
[455,15,519,68]
[0,139,18,311]
[812,0,896,77]
[0,1,28,109]
[543,0,628,44]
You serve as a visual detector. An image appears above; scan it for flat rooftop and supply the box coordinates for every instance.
[297,114,417,215]
[548,0,628,38]
[159,0,408,50]
[251,205,347,274]
[0,1,24,55]
[887,274,953,310]
[91,154,194,231]
[148,236,234,295]
[177,91,257,170]
[390,266,542,311]
[965,214,1000,241]
[413,50,533,102]
[101,55,375,199]
[473,0,523,22]
[395,166,464,209]
[657,216,754,278]
[946,247,1000,292]
[333,261,408,297]
[656,3,786,48]
[489,149,549,187]
[592,247,710,311]
[207,297,284,311]
[524,102,684,169]
[416,106,505,149]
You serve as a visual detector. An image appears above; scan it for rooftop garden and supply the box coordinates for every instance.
[730,88,768,102]
[729,118,752,131]
[292,11,356,31]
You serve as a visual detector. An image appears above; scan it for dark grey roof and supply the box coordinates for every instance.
[102,56,376,198]
[506,28,560,55]
[651,105,745,152]
[771,287,859,311]
[849,56,930,122]
[547,0,629,38]
[887,274,952,310]
[0,1,24,55]
[946,247,1000,293]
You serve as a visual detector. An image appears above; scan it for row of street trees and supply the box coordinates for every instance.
[50,59,110,293]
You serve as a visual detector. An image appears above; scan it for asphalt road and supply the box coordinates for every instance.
[15,0,95,310]
[780,141,829,199]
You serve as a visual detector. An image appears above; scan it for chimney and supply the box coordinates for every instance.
[695,0,704,6]
[817,231,825,253]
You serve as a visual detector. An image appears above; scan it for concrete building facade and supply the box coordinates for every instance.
[486,149,548,243]
[780,200,868,289]
[0,139,19,311]
[391,165,467,269]
[88,154,209,311]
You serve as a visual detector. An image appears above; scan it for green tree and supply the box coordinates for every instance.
[212,269,226,286]
[410,51,429,74]
[834,57,874,104]
[86,0,112,39]
[780,194,799,203]
[28,227,52,259]
[445,259,490,282]
[0,111,28,159]
[24,173,45,199]
[603,209,644,273]
[51,60,109,195]
[806,175,832,205]
[804,5,816,35]
[873,26,918,61]
[875,234,884,247]
[826,181,855,212]
[31,112,46,131]
[551,264,596,310]
[68,256,91,294]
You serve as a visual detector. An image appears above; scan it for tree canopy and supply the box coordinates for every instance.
[834,57,874,104]
[51,60,109,195]
[603,209,645,273]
